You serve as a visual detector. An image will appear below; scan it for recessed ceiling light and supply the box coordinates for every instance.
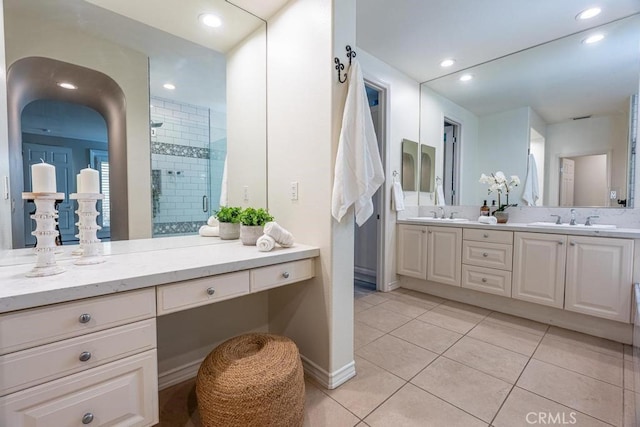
[576,7,601,20]
[199,13,222,28]
[459,74,473,82]
[583,33,605,44]
[440,59,456,68]
[163,83,176,90]
[57,82,77,90]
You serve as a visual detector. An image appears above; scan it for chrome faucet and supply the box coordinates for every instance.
[449,211,458,219]
[569,209,577,226]
[438,207,445,219]
[550,214,562,224]
[585,215,599,226]
[430,210,438,219]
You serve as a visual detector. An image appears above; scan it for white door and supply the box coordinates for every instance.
[427,226,462,286]
[22,143,74,245]
[396,225,427,279]
[559,158,575,207]
[443,124,456,205]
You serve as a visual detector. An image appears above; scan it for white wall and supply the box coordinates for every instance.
[546,113,628,206]
[357,48,420,290]
[420,85,480,205]
[0,0,10,251]
[266,0,356,386]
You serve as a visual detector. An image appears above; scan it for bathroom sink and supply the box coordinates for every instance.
[406,217,469,222]
[528,222,617,230]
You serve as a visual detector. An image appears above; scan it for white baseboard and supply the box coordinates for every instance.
[158,358,203,390]
[386,280,400,291]
[301,355,356,390]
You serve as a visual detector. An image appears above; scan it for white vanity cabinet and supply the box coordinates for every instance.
[396,224,461,286]
[565,236,634,322]
[512,232,567,308]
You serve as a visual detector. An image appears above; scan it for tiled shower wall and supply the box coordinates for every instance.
[150,96,226,236]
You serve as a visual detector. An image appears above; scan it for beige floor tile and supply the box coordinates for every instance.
[411,357,510,423]
[483,311,548,336]
[517,359,623,426]
[391,319,462,354]
[417,305,486,334]
[355,423,370,427]
[355,299,373,314]
[441,300,491,316]
[533,337,623,386]
[354,321,385,350]
[444,336,529,383]
[545,326,624,359]
[377,298,431,318]
[356,334,438,380]
[468,320,542,356]
[355,305,412,333]
[624,389,639,427]
[303,379,360,427]
[326,357,404,419]
[364,383,487,427]
[358,293,392,306]
[393,289,444,307]
[493,387,611,427]
[625,360,636,391]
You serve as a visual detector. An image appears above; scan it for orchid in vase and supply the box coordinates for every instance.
[479,171,520,212]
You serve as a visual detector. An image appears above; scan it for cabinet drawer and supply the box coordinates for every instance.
[464,228,513,244]
[0,350,158,427]
[462,241,513,271]
[0,288,156,355]
[157,271,250,315]
[462,265,512,297]
[0,319,156,396]
[251,259,315,292]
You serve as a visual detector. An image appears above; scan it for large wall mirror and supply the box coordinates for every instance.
[5,0,267,248]
[419,13,639,208]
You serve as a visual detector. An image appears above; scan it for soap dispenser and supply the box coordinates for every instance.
[480,200,490,216]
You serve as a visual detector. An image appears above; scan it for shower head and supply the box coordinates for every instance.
[150,120,163,128]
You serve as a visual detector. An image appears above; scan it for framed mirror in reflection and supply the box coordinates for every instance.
[419,13,639,208]
[5,0,267,249]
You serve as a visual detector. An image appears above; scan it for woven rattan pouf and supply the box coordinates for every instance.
[196,333,305,427]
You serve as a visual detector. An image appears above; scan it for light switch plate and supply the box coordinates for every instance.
[243,185,249,201]
[290,181,299,201]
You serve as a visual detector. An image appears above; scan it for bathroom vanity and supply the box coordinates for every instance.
[0,236,319,426]
[397,219,639,340]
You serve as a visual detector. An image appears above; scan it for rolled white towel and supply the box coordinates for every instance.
[199,225,220,237]
[477,216,497,225]
[257,234,276,252]
[207,216,219,227]
[264,222,294,247]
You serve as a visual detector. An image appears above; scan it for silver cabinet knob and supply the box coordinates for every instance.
[79,314,91,324]
[82,413,94,424]
[570,242,576,246]
[481,278,487,283]
[483,233,489,238]
[79,351,92,362]
[206,287,215,296]
[558,241,564,245]
[482,253,489,257]
[282,272,290,279]
[421,230,426,234]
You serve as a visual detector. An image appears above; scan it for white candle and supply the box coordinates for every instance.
[76,174,83,193]
[79,167,100,194]
[31,161,56,193]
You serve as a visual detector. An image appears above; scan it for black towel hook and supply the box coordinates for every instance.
[334,45,357,84]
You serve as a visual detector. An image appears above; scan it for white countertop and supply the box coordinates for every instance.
[0,236,320,314]
[397,218,640,239]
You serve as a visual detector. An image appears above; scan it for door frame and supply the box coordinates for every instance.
[443,117,461,206]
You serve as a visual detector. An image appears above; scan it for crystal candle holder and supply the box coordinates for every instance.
[70,193,105,265]
[22,192,65,277]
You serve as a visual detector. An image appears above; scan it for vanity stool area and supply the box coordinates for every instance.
[0,237,319,426]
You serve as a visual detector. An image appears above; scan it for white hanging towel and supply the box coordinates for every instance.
[331,60,385,226]
[219,156,228,207]
[392,181,405,211]
[435,183,446,206]
[522,153,539,206]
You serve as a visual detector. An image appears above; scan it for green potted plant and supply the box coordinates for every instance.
[238,207,274,245]
[215,206,242,240]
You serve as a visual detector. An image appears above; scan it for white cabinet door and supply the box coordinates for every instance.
[565,236,634,322]
[397,225,428,279]
[427,226,462,287]
[513,232,567,308]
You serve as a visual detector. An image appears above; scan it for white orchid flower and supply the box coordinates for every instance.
[479,173,490,184]
[494,171,506,183]
[511,175,520,186]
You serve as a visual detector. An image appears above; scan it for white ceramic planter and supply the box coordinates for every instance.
[240,225,264,245]
[219,222,240,240]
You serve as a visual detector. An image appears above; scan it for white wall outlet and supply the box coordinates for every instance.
[290,181,299,201]
[610,190,617,199]
[243,185,249,201]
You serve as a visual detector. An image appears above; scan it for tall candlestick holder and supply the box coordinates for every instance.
[22,192,65,277]
[70,193,105,265]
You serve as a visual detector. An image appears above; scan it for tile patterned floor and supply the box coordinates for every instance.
[157,285,637,426]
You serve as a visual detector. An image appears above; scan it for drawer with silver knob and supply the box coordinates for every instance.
[0,319,156,396]
[0,350,158,427]
[462,241,513,271]
[462,265,512,297]
[156,271,250,315]
[250,259,315,292]
[463,228,513,244]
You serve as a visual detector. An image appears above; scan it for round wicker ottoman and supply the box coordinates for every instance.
[196,333,305,427]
